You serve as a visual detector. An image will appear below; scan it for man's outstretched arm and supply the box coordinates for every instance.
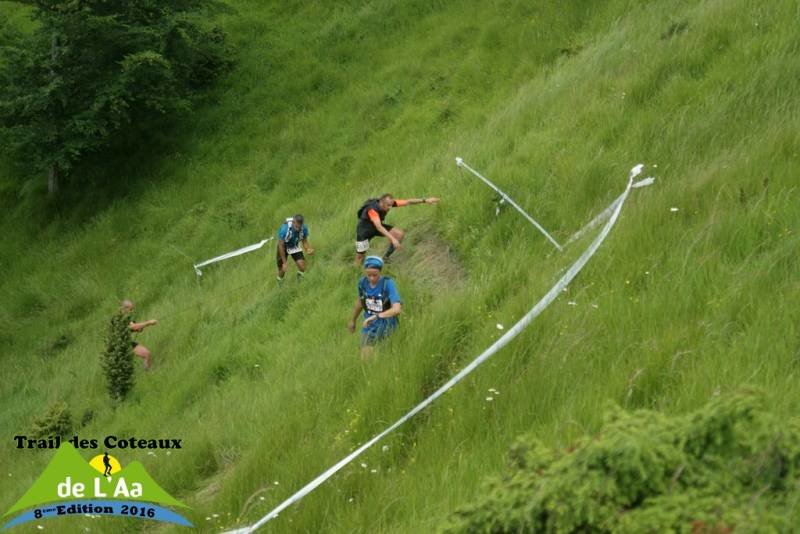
[394,197,440,206]
[129,319,157,332]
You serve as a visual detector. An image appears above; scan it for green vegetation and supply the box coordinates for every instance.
[102,310,135,403]
[444,390,800,532]
[0,0,798,532]
[30,401,72,440]
[0,0,231,195]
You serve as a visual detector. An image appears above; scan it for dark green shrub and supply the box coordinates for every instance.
[443,391,800,533]
[79,408,95,428]
[31,401,72,439]
[102,310,135,403]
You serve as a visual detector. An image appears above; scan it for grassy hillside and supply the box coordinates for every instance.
[1,0,798,532]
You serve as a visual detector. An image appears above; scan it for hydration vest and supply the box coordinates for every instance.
[357,199,380,220]
[358,276,393,314]
[282,217,305,246]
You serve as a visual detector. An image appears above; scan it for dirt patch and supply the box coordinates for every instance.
[194,470,225,506]
[389,223,466,292]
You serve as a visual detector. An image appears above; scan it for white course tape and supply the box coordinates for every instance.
[565,194,624,246]
[565,173,654,246]
[456,157,563,251]
[194,237,274,276]
[226,164,652,533]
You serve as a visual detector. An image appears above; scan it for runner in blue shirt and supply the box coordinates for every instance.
[348,256,402,359]
[276,214,313,282]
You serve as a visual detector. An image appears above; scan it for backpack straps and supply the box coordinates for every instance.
[358,198,378,219]
[283,218,306,245]
[358,276,368,309]
[379,277,391,311]
[359,276,392,312]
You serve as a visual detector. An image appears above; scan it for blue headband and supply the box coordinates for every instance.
[364,256,384,270]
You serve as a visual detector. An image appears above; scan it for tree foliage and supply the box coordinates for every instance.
[102,310,135,403]
[0,0,232,194]
[443,391,800,533]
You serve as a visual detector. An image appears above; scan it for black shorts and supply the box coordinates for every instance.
[355,221,393,252]
[276,250,304,268]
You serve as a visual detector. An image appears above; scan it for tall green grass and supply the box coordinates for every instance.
[1,0,798,532]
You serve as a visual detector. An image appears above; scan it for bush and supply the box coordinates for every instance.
[102,310,135,403]
[31,401,72,439]
[443,391,800,533]
[79,408,95,428]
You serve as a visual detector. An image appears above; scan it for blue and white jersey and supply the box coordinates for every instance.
[278,221,309,253]
[358,276,402,336]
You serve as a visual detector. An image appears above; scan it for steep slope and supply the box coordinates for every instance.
[1,0,798,532]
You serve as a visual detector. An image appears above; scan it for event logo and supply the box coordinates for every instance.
[2,444,192,529]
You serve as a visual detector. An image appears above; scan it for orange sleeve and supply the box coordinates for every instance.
[394,199,409,207]
[367,209,381,224]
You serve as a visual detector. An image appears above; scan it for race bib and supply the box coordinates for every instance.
[356,239,370,253]
[365,297,383,313]
[287,245,302,254]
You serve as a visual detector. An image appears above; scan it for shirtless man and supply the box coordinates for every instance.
[120,299,157,369]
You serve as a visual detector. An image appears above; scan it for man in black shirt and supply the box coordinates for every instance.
[354,193,439,265]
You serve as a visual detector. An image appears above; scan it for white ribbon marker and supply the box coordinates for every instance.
[565,174,654,246]
[225,164,653,533]
[193,237,274,276]
[456,157,563,251]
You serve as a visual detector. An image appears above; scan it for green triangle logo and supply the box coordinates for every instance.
[3,444,188,518]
